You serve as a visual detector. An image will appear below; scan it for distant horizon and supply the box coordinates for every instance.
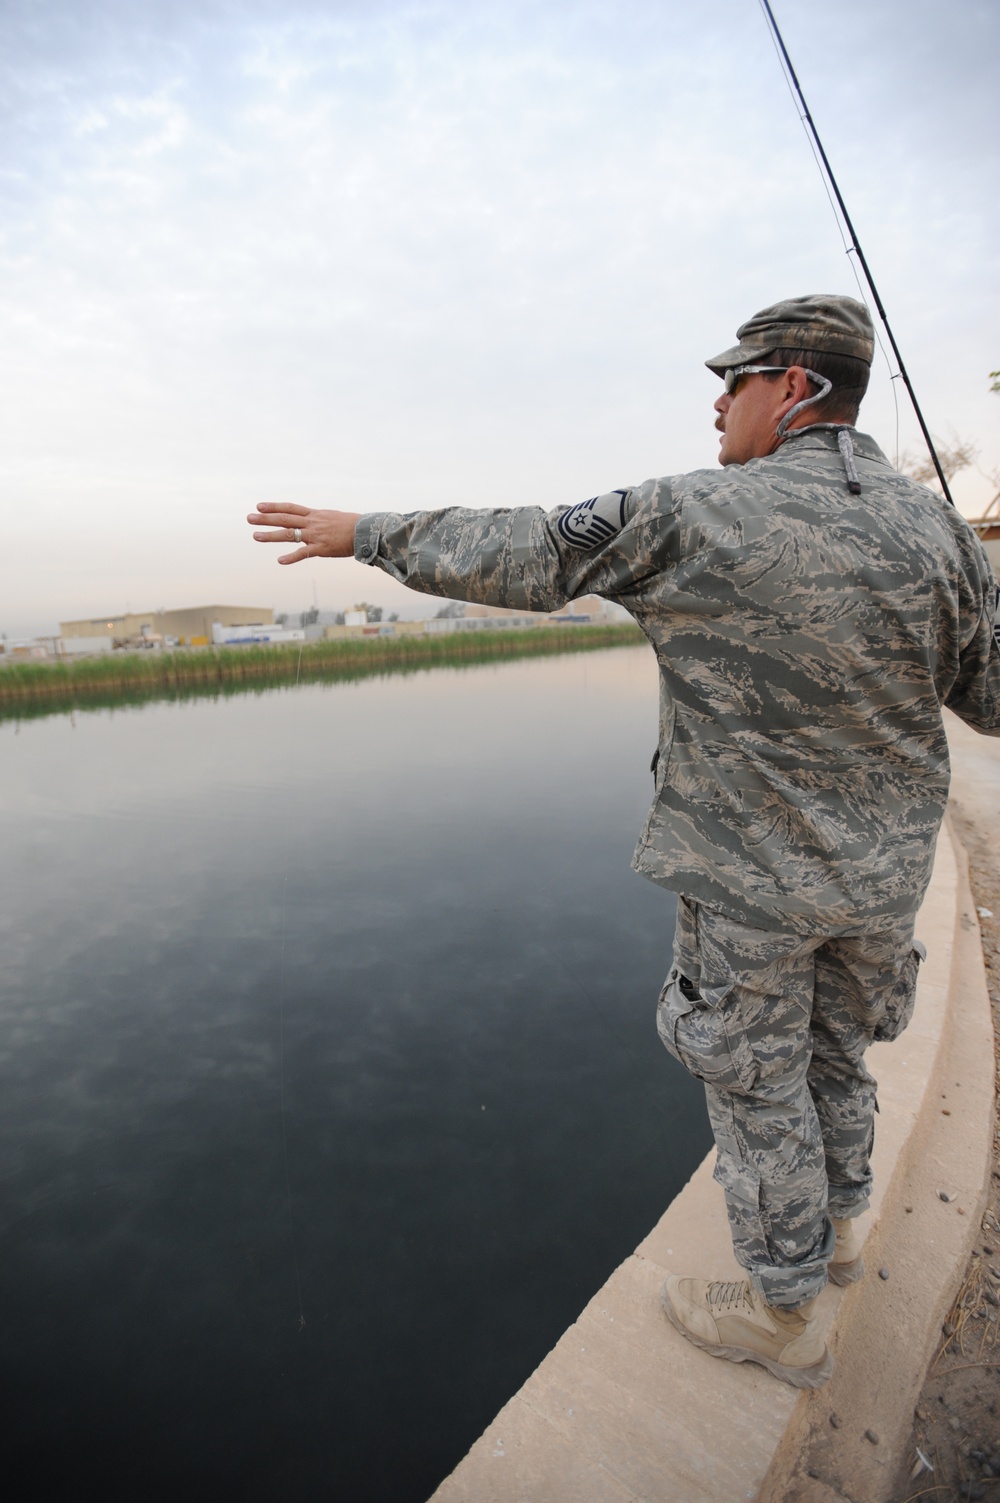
[5,585,455,641]
[8,593,634,643]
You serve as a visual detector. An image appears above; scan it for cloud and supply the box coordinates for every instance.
[1,0,997,633]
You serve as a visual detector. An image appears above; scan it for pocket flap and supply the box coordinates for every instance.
[712,1149,761,1209]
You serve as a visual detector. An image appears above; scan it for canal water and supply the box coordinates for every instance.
[0,645,712,1502]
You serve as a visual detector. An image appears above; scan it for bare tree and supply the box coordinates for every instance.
[900,435,977,489]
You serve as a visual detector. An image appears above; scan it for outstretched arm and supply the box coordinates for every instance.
[247,483,677,615]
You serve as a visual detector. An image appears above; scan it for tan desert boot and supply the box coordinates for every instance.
[828,1215,865,1286]
[661,1276,833,1388]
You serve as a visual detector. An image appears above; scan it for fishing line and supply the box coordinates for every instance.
[757,0,952,502]
[756,5,902,469]
[276,628,308,1330]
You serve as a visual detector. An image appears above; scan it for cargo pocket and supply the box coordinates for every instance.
[711,1151,774,1261]
[656,969,760,1095]
[871,941,926,1042]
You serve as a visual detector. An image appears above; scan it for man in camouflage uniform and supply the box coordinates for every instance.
[248,295,1000,1388]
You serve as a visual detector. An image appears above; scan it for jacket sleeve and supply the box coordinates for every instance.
[352,481,678,613]
[944,557,1000,736]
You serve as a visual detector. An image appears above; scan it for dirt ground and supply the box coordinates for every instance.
[888,718,1000,1502]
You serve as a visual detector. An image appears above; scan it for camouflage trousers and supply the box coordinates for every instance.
[657,897,925,1309]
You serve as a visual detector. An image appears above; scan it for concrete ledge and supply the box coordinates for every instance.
[429,814,996,1503]
[757,821,996,1502]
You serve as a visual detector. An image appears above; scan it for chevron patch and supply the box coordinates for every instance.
[555,489,632,550]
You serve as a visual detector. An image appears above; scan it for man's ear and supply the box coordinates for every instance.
[774,366,813,418]
[784,366,814,403]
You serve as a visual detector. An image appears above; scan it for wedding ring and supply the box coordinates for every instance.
[293,528,302,544]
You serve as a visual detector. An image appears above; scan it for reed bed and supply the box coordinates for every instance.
[0,623,644,722]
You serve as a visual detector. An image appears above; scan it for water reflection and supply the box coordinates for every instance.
[0,647,711,1502]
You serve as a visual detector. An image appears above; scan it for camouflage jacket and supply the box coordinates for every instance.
[354,428,1000,933]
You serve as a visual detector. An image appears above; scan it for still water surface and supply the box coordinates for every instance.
[0,645,711,1502]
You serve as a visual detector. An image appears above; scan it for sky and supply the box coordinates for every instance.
[2,0,998,637]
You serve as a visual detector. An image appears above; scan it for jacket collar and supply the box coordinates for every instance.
[773,425,892,468]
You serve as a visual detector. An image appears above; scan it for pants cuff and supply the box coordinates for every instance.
[750,1266,828,1310]
[826,1193,870,1221]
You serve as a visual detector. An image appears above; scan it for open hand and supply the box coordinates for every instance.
[246,502,361,565]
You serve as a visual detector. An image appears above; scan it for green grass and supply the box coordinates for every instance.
[0,623,645,723]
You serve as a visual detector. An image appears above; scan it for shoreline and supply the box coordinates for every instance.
[0,622,645,722]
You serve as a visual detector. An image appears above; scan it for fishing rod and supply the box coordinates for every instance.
[758,0,955,507]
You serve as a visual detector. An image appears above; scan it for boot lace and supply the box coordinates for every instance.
[705,1279,755,1314]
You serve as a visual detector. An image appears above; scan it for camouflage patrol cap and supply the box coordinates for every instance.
[705,294,875,377]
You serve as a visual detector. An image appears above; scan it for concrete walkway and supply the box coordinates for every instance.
[429,713,997,1503]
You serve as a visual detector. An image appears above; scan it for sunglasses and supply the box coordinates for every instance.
[723,365,831,401]
[723,364,791,395]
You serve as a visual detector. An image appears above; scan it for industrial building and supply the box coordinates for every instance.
[59,605,274,651]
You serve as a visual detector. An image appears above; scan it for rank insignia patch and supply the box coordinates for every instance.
[556,489,632,550]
